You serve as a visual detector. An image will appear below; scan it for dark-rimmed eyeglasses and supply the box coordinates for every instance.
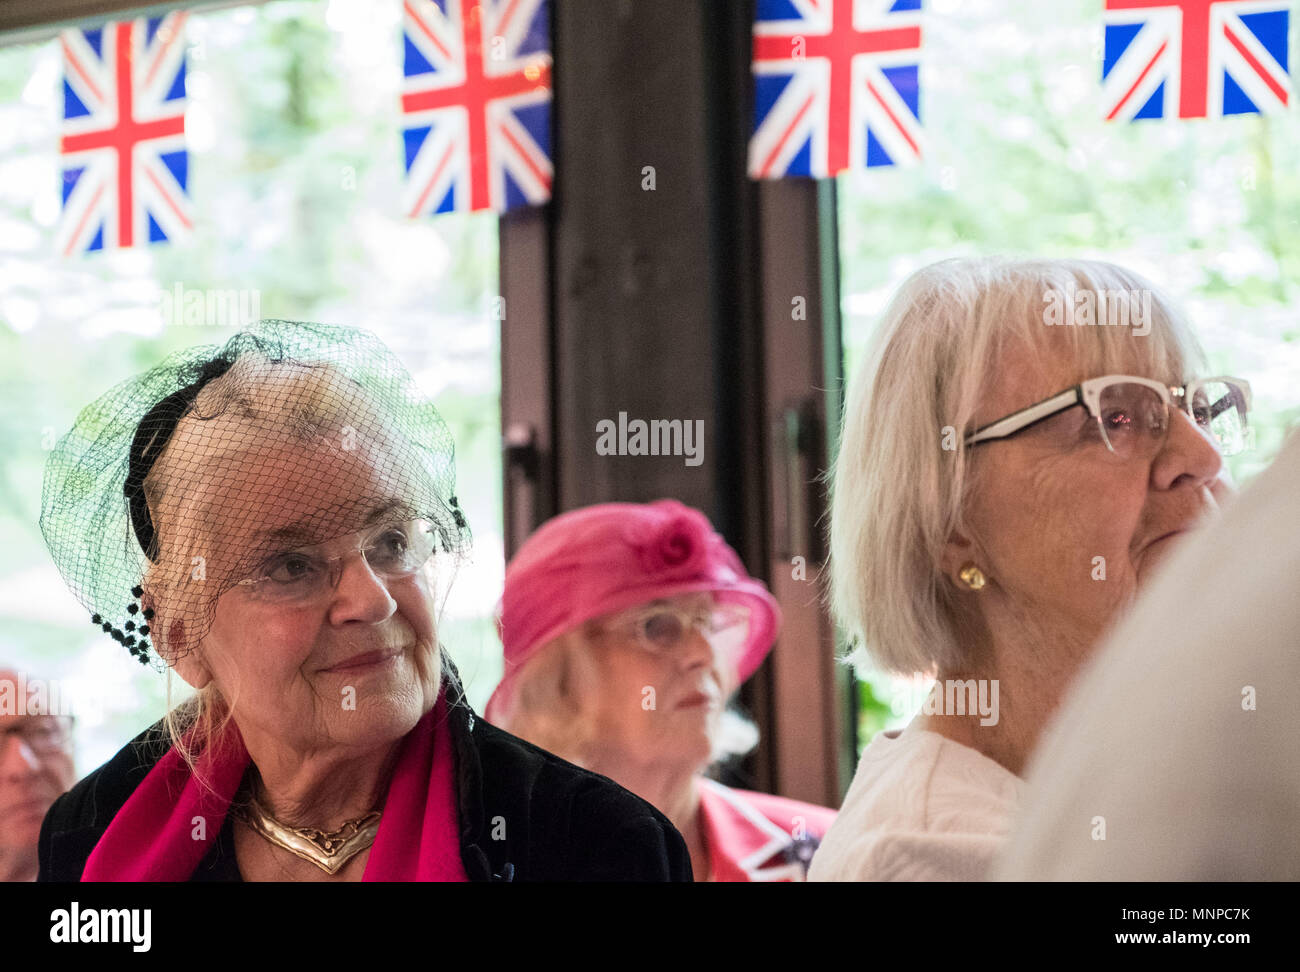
[965,375,1252,459]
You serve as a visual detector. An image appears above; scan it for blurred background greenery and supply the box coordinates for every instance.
[838,0,1300,746]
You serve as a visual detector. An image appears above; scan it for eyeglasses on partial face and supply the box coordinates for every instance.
[607,602,750,655]
[0,715,75,755]
[234,518,439,604]
[964,375,1252,459]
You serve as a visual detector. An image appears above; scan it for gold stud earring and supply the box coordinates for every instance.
[959,563,986,591]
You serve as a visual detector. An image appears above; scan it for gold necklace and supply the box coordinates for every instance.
[234,789,382,876]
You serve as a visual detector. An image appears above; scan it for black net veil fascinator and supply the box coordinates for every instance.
[40,320,471,667]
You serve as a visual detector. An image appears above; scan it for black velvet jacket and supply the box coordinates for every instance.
[38,682,692,882]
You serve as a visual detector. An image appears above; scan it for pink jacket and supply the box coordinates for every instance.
[698,778,838,882]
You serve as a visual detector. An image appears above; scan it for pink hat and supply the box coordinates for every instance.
[484,499,781,725]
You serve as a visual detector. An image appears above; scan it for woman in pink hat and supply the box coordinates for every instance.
[486,499,837,881]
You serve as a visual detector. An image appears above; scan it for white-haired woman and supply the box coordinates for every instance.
[37,321,689,882]
[486,499,837,881]
[809,258,1250,881]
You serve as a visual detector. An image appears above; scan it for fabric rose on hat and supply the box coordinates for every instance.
[627,503,712,577]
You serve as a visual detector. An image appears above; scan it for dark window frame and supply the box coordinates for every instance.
[500,3,855,806]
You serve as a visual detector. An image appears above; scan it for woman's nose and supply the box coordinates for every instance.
[1152,408,1225,492]
[327,552,398,625]
[676,625,718,670]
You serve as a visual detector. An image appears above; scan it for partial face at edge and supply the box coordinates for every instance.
[0,671,75,859]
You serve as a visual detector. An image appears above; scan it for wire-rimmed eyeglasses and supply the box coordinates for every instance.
[234,518,439,604]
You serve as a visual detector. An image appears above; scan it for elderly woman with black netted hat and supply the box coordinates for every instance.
[37,320,689,882]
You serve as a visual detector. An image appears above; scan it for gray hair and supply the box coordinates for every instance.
[829,257,1206,677]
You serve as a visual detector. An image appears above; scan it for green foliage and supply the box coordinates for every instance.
[856,674,897,745]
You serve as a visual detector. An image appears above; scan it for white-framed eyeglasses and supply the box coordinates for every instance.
[234,518,439,604]
[964,375,1252,458]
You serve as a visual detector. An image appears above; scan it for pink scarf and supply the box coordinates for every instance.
[82,689,468,881]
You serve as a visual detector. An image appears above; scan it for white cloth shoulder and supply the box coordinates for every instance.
[808,721,1024,881]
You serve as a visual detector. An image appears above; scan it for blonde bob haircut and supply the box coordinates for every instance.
[829,256,1207,677]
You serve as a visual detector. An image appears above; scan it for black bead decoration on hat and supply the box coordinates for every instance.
[435,496,470,554]
[449,495,468,531]
[88,583,157,665]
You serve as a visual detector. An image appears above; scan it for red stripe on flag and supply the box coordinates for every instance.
[114,24,134,246]
[496,0,524,41]
[408,139,457,217]
[759,91,815,177]
[1107,39,1168,120]
[866,78,919,158]
[497,118,551,193]
[144,162,192,232]
[1222,21,1288,106]
[405,0,454,63]
[751,25,920,62]
[401,63,549,113]
[143,12,187,90]
[63,183,105,256]
[62,37,104,105]
[462,0,489,210]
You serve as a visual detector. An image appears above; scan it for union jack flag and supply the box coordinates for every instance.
[1103,0,1291,121]
[57,14,191,256]
[749,0,923,179]
[401,0,551,216]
